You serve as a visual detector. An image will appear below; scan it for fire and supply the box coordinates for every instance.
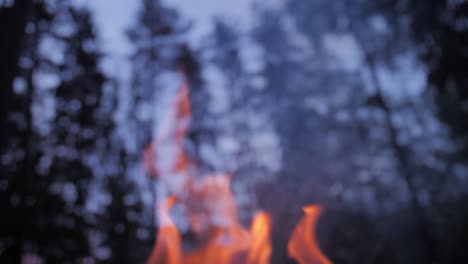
[143,72,331,264]
[184,208,272,264]
[144,73,272,264]
[143,77,192,178]
[146,175,272,264]
[287,205,331,264]
[146,196,182,264]
[246,211,272,264]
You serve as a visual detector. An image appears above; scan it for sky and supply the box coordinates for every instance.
[70,0,425,100]
[73,0,138,57]
[74,0,255,59]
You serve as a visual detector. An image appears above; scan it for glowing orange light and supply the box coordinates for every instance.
[144,73,272,264]
[143,76,192,179]
[144,72,332,264]
[246,211,272,264]
[146,196,181,264]
[287,205,331,264]
[146,177,273,264]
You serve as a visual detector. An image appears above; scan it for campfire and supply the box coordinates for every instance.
[143,72,331,264]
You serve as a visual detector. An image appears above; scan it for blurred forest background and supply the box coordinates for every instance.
[1,0,468,263]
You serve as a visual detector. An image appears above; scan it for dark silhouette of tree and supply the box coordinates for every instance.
[0,0,32,151]
[414,1,468,163]
[0,2,108,262]
[100,148,154,263]
[1,1,56,261]
[377,1,468,162]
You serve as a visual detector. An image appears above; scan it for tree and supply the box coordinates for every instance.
[127,0,189,155]
[380,0,468,162]
[0,2,109,262]
[250,1,467,263]
[100,148,154,263]
[123,0,193,260]
[200,19,283,222]
[0,0,31,151]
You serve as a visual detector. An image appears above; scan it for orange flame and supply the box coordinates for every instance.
[144,74,272,264]
[143,73,332,264]
[184,209,272,264]
[146,176,273,264]
[287,205,331,264]
[146,196,181,264]
[144,78,192,180]
[246,211,272,264]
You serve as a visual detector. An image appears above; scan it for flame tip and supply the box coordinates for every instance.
[288,204,331,264]
[302,205,322,214]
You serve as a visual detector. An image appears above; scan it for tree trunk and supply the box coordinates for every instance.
[0,0,31,148]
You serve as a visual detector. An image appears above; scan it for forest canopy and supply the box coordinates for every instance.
[1,0,468,263]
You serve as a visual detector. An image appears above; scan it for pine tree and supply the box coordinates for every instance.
[0,0,32,149]
[100,148,154,263]
[1,2,107,262]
